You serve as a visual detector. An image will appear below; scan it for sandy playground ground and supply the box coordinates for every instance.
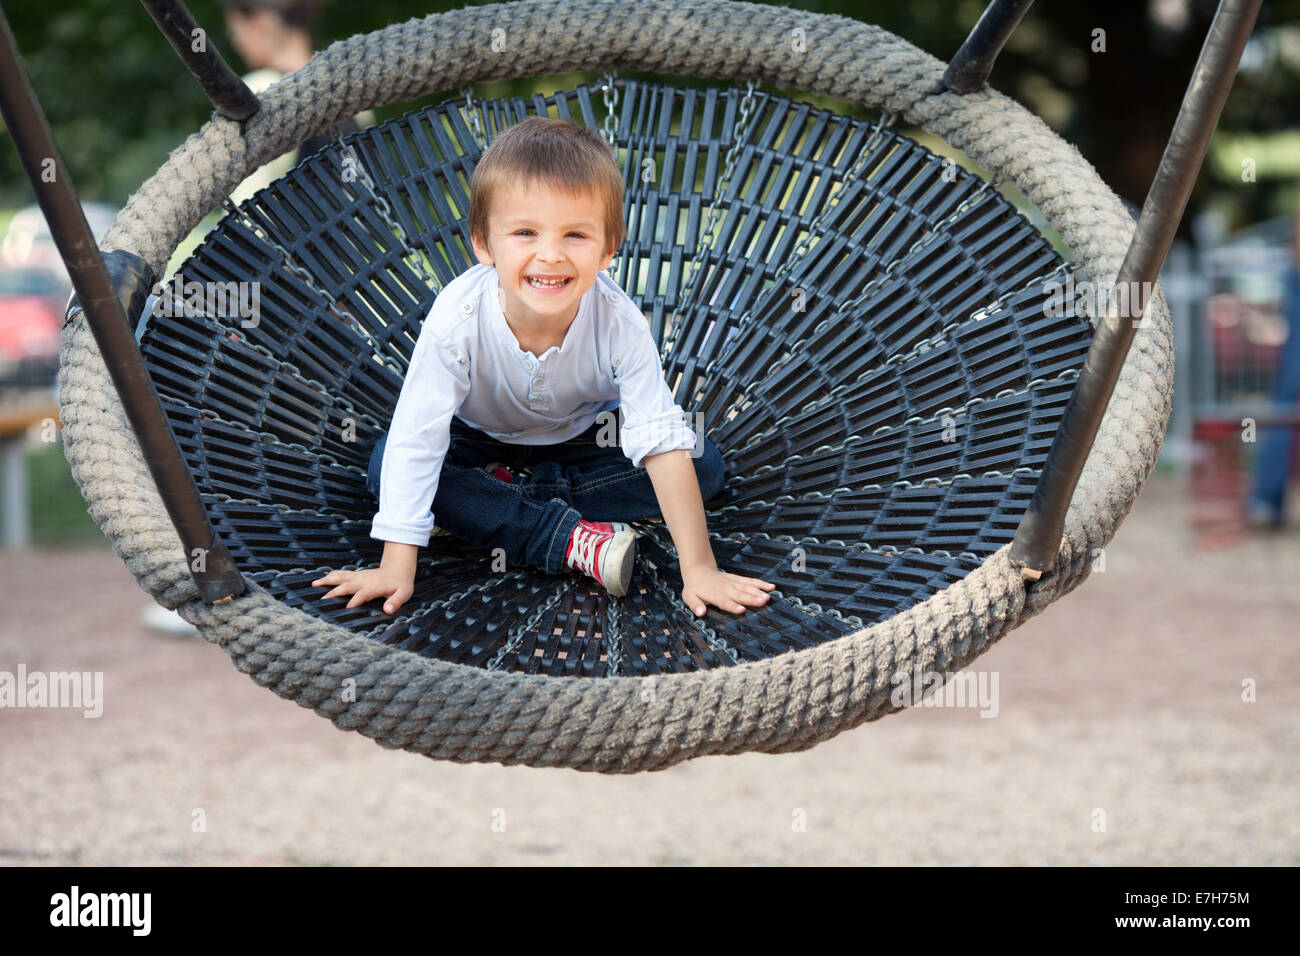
[0,471,1296,865]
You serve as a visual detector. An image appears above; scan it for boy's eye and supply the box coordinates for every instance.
[511,230,588,239]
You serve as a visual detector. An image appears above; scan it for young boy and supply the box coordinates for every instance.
[313,117,773,617]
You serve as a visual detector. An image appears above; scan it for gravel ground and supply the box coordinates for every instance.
[1,472,1296,865]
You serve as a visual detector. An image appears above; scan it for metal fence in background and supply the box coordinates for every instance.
[1164,215,1298,544]
[1167,217,1297,447]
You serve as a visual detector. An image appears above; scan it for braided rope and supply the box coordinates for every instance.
[59,0,1171,772]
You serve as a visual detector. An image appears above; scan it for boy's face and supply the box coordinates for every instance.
[471,178,615,331]
[224,9,289,70]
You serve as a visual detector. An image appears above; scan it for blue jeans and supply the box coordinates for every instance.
[1250,266,1300,521]
[366,415,726,574]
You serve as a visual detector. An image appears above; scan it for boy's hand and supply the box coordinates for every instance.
[680,563,775,617]
[642,450,775,617]
[311,540,419,614]
[312,561,415,616]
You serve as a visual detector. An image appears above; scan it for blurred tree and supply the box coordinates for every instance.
[0,0,1296,225]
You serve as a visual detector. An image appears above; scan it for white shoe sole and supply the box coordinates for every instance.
[600,526,637,597]
[141,603,199,637]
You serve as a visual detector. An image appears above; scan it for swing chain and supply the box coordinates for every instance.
[600,71,619,150]
[221,198,322,299]
[662,79,761,356]
[602,595,624,676]
[772,110,897,287]
[834,173,1003,320]
[219,197,396,371]
[636,544,743,667]
[357,570,532,640]
[460,85,489,151]
[688,109,893,400]
[600,71,621,279]
[695,617,743,666]
[335,133,444,296]
[487,584,570,671]
[688,142,1005,410]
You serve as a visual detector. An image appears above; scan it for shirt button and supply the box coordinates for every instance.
[604,292,618,303]
[460,301,473,313]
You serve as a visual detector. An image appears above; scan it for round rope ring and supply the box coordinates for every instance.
[60,0,1171,772]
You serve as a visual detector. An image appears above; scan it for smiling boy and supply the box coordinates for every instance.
[313,116,772,617]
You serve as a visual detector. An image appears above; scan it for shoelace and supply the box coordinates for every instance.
[568,524,607,579]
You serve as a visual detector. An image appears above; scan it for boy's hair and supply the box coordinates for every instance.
[469,116,626,257]
[218,0,321,30]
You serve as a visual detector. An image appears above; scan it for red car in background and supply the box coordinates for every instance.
[0,203,115,389]
[0,267,65,388]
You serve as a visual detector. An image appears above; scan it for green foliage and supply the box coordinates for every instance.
[2,0,208,205]
[22,440,102,545]
[1,0,1296,219]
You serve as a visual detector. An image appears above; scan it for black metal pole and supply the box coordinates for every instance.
[139,0,259,121]
[1010,0,1264,579]
[943,0,1036,94]
[0,6,245,605]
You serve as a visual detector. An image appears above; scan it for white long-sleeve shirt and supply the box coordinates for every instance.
[370,263,698,546]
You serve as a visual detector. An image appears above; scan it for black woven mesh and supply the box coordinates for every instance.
[137,79,1093,676]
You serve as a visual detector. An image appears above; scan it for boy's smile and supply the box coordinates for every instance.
[471,178,615,353]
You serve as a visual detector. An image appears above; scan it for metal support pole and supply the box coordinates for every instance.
[1,434,29,549]
[139,0,259,121]
[0,6,246,604]
[1010,0,1264,579]
[1164,241,1197,473]
[943,0,1036,94]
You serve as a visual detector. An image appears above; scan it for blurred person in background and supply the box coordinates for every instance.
[143,0,368,635]
[219,0,370,204]
[1248,188,1300,530]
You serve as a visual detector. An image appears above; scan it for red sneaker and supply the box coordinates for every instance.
[564,520,637,596]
